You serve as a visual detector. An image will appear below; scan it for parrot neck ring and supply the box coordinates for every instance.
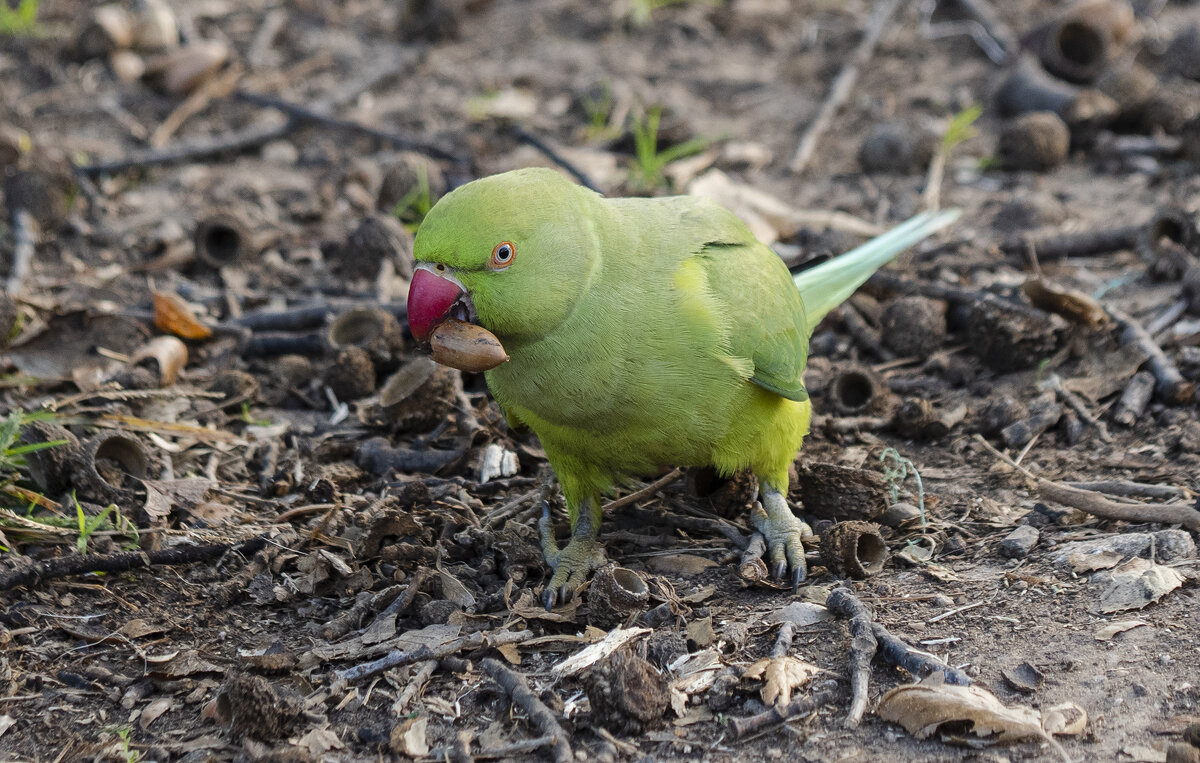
[407,264,477,343]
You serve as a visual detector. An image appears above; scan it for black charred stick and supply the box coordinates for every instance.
[1113,370,1155,426]
[480,658,572,763]
[771,621,797,658]
[76,121,295,176]
[727,688,838,738]
[1109,307,1195,404]
[826,586,878,728]
[839,304,894,361]
[356,438,465,475]
[511,126,600,193]
[242,331,329,357]
[0,535,268,591]
[1000,225,1140,259]
[872,622,971,686]
[234,305,334,332]
[1001,395,1064,448]
[235,91,466,164]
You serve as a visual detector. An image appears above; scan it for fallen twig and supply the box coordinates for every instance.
[872,622,971,686]
[511,126,600,192]
[789,0,901,173]
[428,735,559,761]
[727,688,838,738]
[7,208,36,296]
[739,531,768,583]
[480,658,572,763]
[826,586,878,728]
[0,535,268,591]
[1042,373,1110,442]
[975,434,1200,531]
[605,468,683,513]
[235,90,465,164]
[150,63,244,148]
[1107,307,1194,404]
[76,121,294,176]
[393,660,437,716]
[1064,480,1192,501]
[334,629,532,683]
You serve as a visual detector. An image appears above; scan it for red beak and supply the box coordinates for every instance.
[407,267,465,341]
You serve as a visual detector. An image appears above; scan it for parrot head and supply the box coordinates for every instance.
[407,168,601,344]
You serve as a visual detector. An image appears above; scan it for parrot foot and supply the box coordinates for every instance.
[539,502,607,610]
[751,487,813,590]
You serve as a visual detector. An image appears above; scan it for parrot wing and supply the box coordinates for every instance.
[698,239,811,402]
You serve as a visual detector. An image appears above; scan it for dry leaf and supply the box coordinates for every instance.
[293,727,344,756]
[152,291,212,339]
[139,697,172,729]
[435,562,476,610]
[742,655,820,708]
[552,627,650,677]
[131,335,188,386]
[118,619,169,639]
[685,615,715,648]
[878,677,1082,745]
[0,715,15,739]
[495,642,521,665]
[1098,558,1183,613]
[1095,620,1148,641]
[1022,278,1109,328]
[668,649,724,696]
[391,717,429,757]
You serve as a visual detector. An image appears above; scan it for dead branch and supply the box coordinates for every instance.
[826,586,878,728]
[511,126,600,192]
[334,629,532,683]
[235,90,465,163]
[480,658,572,763]
[975,435,1200,531]
[0,535,268,591]
[872,622,971,686]
[727,688,838,738]
[790,0,901,173]
[76,121,294,176]
[1108,306,1195,404]
[739,531,769,583]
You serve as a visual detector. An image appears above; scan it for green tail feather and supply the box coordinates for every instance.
[794,209,961,326]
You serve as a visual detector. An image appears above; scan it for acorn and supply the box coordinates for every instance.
[428,318,508,373]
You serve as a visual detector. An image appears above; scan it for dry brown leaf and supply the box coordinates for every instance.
[139,697,172,729]
[1098,558,1183,613]
[118,619,169,639]
[436,561,476,610]
[131,335,188,385]
[293,727,344,756]
[742,655,820,708]
[152,291,212,339]
[1022,278,1109,328]
[878,679,1045,743]
[391,717,429,757]
[1095,619,1148,641]
[495,642,521,665]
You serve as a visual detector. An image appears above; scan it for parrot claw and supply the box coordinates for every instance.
[752,486,812,590]
[539,500,606,609]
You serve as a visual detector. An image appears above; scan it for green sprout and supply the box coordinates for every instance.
[0,0,39,36]
[392,165,435,232]
[880,447,926,530]
[0,409,66,478]
[580,83,622,142]
[240,401,270,427]
[626,0,706,29]
[629,107,710,192]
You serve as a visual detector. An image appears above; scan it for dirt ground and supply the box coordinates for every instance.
[2,0,1200,761]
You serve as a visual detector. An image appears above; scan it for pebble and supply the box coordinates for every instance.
[931,594,954,608]
[999,525,1040,558]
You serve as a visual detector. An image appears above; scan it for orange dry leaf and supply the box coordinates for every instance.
[152,291,213,339]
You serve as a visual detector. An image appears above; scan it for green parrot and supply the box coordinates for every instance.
[407,167,958,608]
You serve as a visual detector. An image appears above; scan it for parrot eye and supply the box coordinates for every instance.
[490,242,516,269]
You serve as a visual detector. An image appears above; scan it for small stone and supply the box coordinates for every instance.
[261,139,299,165]
[931,594,954,608]
[857,121,938,175]
[879,502,923,528]
[419,599,459,626]
[998,112,1070,171]
[999,525,1040,558]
